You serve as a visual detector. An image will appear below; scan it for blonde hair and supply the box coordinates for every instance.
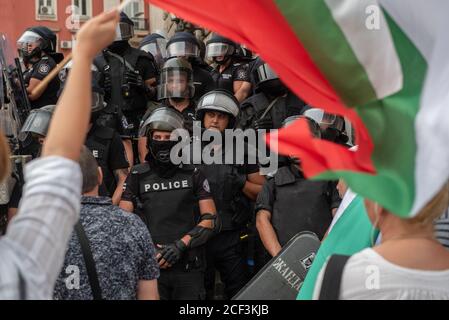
[0,132,11,182]
[409,181,449,226]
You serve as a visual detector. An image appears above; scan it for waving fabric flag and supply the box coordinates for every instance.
[146,0,449,217]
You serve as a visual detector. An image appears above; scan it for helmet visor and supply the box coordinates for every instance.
[158,69,193,100]
[167,41,200,58]
[141,38,168,59]
[17,31,43,52]
[139,108,184,137]
[115,23,134,41]
[20,110,52,138]
[304,109,337,126]
[206,43,233,58]
[255,63,279,84]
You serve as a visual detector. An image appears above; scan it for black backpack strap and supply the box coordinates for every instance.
[318,254,350,300]
[75,221,103,300]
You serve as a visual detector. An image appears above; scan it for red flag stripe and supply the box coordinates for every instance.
[146,0,375,174]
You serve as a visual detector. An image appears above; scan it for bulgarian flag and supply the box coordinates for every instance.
[145,0,449,217]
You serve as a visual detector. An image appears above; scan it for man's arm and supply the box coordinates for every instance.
[43,11,119,160]
[256,209,282,257]
[26,78,47,101]
[119,171,138,213]
[234,80,252,103]
[242,172,265,201]
[109,134,130,205]
[137,279,159,300]
[179,198,217,247]
[112,168,128,205]
[0,11,120,299]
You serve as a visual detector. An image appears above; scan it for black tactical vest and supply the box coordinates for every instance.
[200,162,250,231]
[271,165,333,245]
[132,163,198,245]
[239,92,307,130]
[95,47,147,112]
[212,63,239,95]
[86,125,114,196]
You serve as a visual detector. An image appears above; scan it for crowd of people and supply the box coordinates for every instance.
[0,8,448,300]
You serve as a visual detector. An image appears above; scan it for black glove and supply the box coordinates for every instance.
[124,70,145,89]
[158,240,188,266]
[253,117,273,130]
[103,71,112,94]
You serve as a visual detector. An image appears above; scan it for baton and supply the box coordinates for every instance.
[30,52,72,98]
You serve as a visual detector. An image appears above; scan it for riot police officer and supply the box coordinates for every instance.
[3,105,55,225]
[85,81,130,205]
[139,32,168,75]
[58,61,129,143]
[137,57,197,163]
[17,26,62,109]
[255,116,341,264]
[303,108,350,145]
[94,12,157,166]
[119,107,219,300]
[206,34,252,102]
[166,32,215,101]
[194,90,265,299]
[238,62,308,131]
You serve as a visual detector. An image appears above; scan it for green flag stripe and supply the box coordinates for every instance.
[315,11,427,216]
[274,0,378,106]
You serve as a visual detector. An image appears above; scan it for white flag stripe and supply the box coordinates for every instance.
[325,0,403,100]
[380,0,449,216]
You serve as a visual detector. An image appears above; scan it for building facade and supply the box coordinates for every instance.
[0,0,168,53]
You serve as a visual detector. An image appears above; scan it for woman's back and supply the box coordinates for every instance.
[336,245,449,300]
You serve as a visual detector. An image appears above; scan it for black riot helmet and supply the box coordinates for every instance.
[114,12,135,42]
[206,34,237,65]
[303,108,347,144]
[20,104,56,140]
[196,90,240,129]
[140,107,185,166]
[282,115,321,139]
[281,115,321,166]
[139,33,167,70]
[235,45,254,63]
[139,107,185,137]
[157,57,195,100]
[166,32,201,59]
[17,26,57,63]
[57,60,106,114]
[254,62,287,97]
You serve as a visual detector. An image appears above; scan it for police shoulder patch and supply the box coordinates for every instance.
[237,69,247,79]
[203,179,211,193]
[38,63,50,75]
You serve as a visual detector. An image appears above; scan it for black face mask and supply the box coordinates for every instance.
[148,139,178,165]
[170,97,187,104]
[108,41,129,53]
[322,128,339,142]
[214,56,230,66]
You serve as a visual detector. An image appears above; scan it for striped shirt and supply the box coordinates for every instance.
[0,156,82,299]
[435,208,449,249]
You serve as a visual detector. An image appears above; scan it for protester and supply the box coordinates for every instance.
[0,9,119,299]
[314,182,449,299]
[54,147,159,300]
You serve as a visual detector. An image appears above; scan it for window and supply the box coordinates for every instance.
[36,0,57,21]
[124,0,147,31]
[72,0,92,19]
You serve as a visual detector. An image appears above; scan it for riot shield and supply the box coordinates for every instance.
[233,231,321,300]
[0,33,32,152]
